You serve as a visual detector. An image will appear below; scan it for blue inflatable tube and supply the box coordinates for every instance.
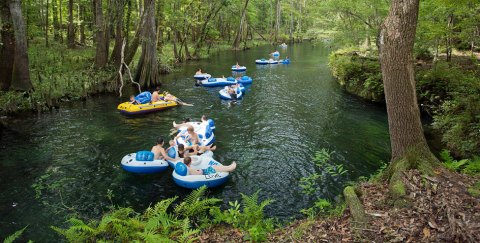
[200,78,237,87]
[231,65,247,72]
[121,151,169,174]
[219,86,243,100]
[272,51,280,56]
[171,155,230,189]
[280,59,290,64]
[237,76,252,84]
[175,122,215,147]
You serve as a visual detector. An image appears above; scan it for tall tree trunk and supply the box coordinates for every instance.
[274,0,281,43]
[155,0,163,52]
[134,0,158,88]
[446,14,453,62]
[124,0,132,46]
[52,0,60,41]
[79,4,85,44]
[379,0,437,199]
[59,0,63,43]
[45,0,49,46]
[9,0,33,91]
[67,0,75,48]
[193,2,224,57]
[111,0,124,66]
[232,0,249,50]
[94,0,107,68]
[0,0,14,91]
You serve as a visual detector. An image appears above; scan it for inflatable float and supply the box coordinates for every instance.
[117,93,178,115]
[280,59,290,64]
[219,86,243,100]
[194,73,212,80]
[231,65,247,72]
[171,155,230,189]
[255,59,278,65]
[121,151,169,174]
[175,122,215,147]
[271,51,280,57]
[279,43,287,48]
[236,76,252,84]
[199,77,237,87]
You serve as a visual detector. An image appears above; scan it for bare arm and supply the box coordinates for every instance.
[189,168,203,175]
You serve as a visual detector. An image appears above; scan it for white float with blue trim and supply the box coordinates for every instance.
[200,77,237,87]
[231,65,247,72]
[171,155,230,189]
[255,59,278,65]
[193,73,211,80]
[219,86,243,100]
[121,151,169,174]
[175,121,215,147]
[271,51,280,56]
[236,76,252,84]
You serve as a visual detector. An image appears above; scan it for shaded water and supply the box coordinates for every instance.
[0,43,390,240]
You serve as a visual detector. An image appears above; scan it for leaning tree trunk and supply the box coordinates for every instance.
[94,0,108,68]
[9,0,33,91]
[232,0,249,50]
[67,0,75,48]
[0,0,14,91]
[379,0,438,201]
[134,0,159,88]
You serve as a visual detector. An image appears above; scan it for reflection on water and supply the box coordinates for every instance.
[0,43,390,240]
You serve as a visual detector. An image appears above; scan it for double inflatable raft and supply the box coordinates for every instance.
[255,59,278,65]
[121,151,169,174]
[236,76,252,84]
[117,92,178,115]
[199,77,237,87]
[171,155,230,189]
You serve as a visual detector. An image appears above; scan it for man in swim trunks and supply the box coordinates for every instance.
[183,157,237,175]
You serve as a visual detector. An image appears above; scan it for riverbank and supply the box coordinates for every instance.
[0,38,270,116]
[329,48,480,158]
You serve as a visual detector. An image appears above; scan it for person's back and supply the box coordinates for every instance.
[196,69,202,75]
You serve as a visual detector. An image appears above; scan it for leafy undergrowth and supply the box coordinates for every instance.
[266,169,480,242]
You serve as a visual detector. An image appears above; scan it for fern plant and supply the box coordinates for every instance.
[3,226,28,243]
[174,186,221,228]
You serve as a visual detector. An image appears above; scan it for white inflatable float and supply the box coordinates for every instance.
[171,155,230,189]
[121,151,169,174]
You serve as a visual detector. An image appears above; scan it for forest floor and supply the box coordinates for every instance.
[200,169,480,242]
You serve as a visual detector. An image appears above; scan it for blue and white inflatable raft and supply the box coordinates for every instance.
[255,59,278,65]
[193,73,211,80]
[236,76,252,84]
[171,155,230,189]
[231,65,247,72]
[219,86,243,100]
[121,151,169,174]
[175,121,215,147]
[200,77,237,87]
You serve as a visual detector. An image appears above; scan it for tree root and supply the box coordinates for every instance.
[343,186,368,230]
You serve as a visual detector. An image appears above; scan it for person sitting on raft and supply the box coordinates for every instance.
[183,156,237,175]
[195,68,203,75]
[151,87,193,106]
[151,137,176,161]
[129,95,140,105]
[175,125,200,153]
[172,115,209,129]
[235,62,241,68]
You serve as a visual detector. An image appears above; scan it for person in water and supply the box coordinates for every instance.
[151,137,176,161]
[183,156,237,175]
[129,95,140,105]
[235,62,241,68]
[195,68,203,75]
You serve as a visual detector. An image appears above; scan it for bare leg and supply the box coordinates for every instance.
[212,162,237,172]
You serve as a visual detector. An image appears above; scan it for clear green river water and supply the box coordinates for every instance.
[0,43,391,240]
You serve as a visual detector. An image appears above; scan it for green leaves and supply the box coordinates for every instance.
[3,226,28,243]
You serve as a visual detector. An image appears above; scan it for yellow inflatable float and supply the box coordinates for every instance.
[117,94,178,115]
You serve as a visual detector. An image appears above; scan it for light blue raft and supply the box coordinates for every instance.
[175,121,216,147]
[236,76,252,84]
[200,77,237,87]
[193,73,211,80]
[121,151,169,174]
[170,155,230,189]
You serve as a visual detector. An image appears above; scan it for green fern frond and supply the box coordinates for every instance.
[4,226,28,243]
[144,197,178,218]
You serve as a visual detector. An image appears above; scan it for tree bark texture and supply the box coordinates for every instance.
[67,0,75,48]
[0,0,14,91]
[379,0,432,161]
[111,0,124,67]
[52,0,60,41]
[134,0,158,88]
[45,0,49,46]
[232,0,249,50]
[94,0,108,68]
[9,0,33,91]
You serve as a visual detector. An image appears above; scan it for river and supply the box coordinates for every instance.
[0,43,390,240]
